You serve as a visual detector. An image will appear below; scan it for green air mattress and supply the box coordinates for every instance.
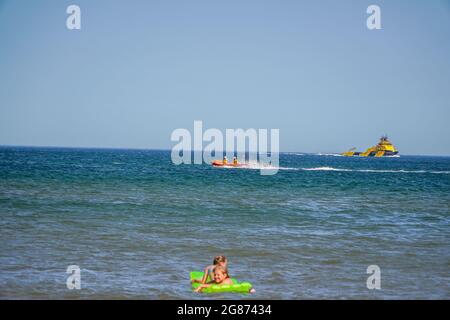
[190,271,253,293]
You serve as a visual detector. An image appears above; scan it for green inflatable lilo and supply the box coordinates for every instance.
[190,271,253,293]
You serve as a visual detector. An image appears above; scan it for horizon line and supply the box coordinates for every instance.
[0,144,449,157]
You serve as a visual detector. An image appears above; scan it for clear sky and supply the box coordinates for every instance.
[1,0,449,155]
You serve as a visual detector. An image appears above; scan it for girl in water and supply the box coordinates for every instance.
[191,255,228,285]
[194,265,234,292]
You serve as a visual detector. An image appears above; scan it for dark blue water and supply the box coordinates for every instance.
[0,146,449,299]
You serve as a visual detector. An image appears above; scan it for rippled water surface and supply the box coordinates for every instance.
[0,147,449,299]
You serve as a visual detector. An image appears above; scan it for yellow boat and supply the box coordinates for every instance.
[342,136,399,157]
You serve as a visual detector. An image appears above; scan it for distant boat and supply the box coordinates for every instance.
[342,136,399,157]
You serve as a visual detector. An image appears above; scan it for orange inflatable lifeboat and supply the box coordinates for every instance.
[212,160,225,167]
[211,160,245,167]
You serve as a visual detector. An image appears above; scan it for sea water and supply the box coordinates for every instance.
[0,146,449,299]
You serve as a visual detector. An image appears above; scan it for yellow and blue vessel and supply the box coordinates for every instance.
[342,136,399,157]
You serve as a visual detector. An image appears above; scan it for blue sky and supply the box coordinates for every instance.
[1,0,449,155]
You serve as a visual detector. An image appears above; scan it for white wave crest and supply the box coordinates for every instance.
[302,166,351,172]
[316,153,343,157]
[301,167,450,174]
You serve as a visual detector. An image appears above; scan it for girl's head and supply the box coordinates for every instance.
[213,255,227,268]
[213,265,229,284]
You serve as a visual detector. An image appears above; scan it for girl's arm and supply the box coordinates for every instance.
[200,265,213,284]
[195,279,216,292]
[194,283,212,293]
[190,266,213,284]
